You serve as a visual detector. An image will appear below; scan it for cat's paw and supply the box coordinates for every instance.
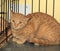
[34,43,40,46]
[12,38,16,42]
[12,38,24,44]
[16,40,24,44]
[16,38,27,44]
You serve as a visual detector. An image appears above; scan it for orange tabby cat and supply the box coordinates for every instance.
[10,11,60,46]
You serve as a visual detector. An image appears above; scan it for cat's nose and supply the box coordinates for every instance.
[14,24,18,27]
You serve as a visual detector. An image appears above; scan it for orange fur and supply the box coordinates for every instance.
[10,11,60,46]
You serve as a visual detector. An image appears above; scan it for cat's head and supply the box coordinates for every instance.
[10,11,29,30]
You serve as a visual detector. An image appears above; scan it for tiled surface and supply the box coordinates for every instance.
[0,41,60,51]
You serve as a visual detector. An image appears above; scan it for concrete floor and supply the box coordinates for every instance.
[0,41,60,51]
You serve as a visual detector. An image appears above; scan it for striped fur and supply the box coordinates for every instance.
[10,11,60,46]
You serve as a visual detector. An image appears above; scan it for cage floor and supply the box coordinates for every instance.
[0,40,60,51]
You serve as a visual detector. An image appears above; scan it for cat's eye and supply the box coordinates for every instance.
[19,22,22,24]
[12,20,15,22]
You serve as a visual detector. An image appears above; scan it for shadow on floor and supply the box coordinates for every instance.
[0,40,60,51]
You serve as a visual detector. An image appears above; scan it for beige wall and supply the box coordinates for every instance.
[0,0,60,23]
[19,0,60,23]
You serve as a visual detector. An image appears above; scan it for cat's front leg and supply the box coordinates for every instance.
[16,38,26,44]
[13,36,27,44]
[12,37,17,43]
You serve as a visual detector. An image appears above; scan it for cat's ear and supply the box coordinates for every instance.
[10,10,15,15]
[26,17,29,21]
[10,10,15,17]
[26,15,32,22]
[25,17,32,22]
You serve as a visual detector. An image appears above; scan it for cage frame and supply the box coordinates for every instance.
[0,0,55,47]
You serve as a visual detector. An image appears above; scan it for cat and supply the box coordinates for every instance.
[10,11,60,46]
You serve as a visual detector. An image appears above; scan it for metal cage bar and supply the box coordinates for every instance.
[5,0,8,42]
[8,0,9,21]
[46,0,47,13]
[14,0,15,12]
[16,0,17,12]
[12,0,13,11]
[53,0,55,17]
[25,0,26,15]
[1,0,2,34]
[18,0,19,13]
[32,0,33,13]
[3,0,5,33]
[38,0,40,12]
[10,0,11,10]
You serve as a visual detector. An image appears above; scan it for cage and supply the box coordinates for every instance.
[0,0,60,51]
[0,0,12,48]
